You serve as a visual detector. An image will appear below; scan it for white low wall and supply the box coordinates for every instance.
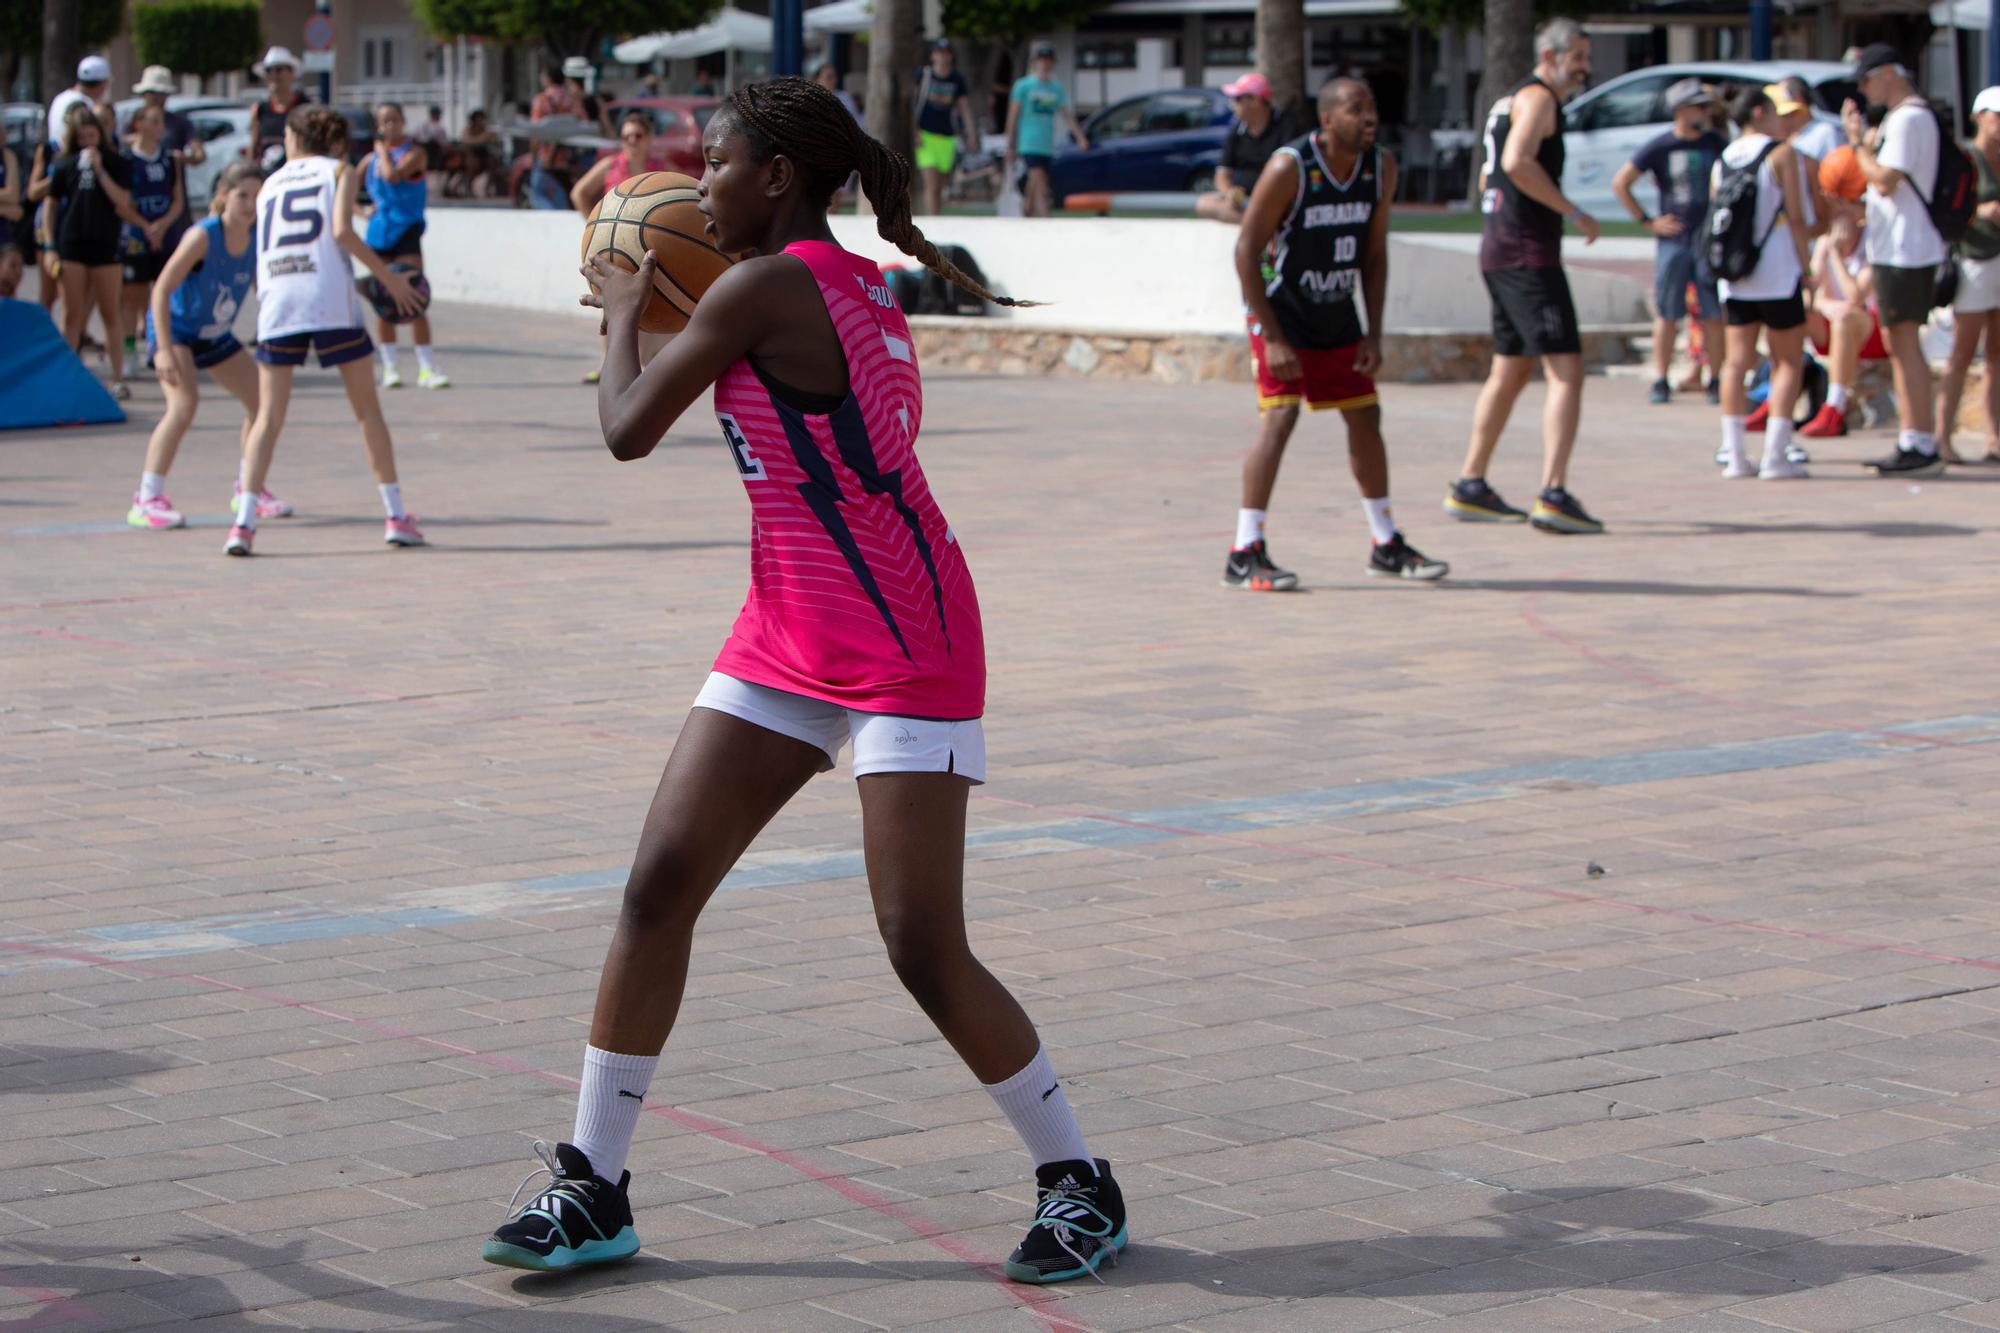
[418,210,1647,338]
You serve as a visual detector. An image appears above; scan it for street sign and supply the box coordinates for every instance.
[304,12,334,52]
[302,50,335,73]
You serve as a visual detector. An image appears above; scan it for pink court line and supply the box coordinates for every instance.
[0,936,1087,1331]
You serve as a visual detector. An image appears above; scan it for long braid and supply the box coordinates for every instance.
[725,77,1037,308]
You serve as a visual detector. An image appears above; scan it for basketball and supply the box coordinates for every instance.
[580,172,735,334]
[356,262,432,325]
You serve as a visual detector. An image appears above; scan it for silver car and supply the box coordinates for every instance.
[1561,60,1858,219]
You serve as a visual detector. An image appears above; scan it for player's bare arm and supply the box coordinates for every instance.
[332,161,418,314]
[1502,87,1597,241]
[1235,151,1301,378]
[1355,150,1395,376]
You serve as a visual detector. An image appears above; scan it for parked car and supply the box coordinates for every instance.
[4,101,43,162]
[1046,87,1233,204]
[1561,60,1857,219]
[506,96,718,207]
[109,96,249,208]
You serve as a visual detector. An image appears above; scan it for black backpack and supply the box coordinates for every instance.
[1924,107,1977,243]
[915,243,993,315]
[1704,141,1781,282]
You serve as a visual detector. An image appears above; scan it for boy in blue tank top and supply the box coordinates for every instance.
[362,102,448,388]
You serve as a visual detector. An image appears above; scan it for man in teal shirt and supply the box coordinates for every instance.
[1005,43,1089,216]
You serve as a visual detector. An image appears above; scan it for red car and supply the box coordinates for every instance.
[508,96,719,207]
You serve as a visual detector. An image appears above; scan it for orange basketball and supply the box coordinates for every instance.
[580,171,734,334]
[1820,144,1866,203]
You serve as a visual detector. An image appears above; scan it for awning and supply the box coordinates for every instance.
[805,0,873,34]
[1932,0,1992,27]
[614,7,773,63]
[1099,0,1399,14]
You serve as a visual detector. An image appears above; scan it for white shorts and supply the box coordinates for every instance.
[1958,253,2000,314]
[690,672,986,783]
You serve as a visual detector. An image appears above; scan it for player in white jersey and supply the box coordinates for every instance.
[227,104,425,557]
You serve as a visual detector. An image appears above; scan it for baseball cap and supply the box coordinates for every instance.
[261,45,299,72]
[1763,83,1805,116]
[562,56,593,79]
[1819,144,1867,202]
[1975,85,2000,117]
[1854,42,1903,79]
[133,65,175,96]
[1664,78,1711,112]
[76,55,110,84]
[1222,73,1273,101]
[931,38,954,53]
[1030,42,1055,59]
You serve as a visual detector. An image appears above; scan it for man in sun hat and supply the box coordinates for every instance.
[249,46,308,168]
[129,65,205,167]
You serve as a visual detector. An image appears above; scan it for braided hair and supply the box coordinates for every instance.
[720,76,1034,308]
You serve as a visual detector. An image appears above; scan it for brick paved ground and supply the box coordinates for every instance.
[4,302,2000,1331]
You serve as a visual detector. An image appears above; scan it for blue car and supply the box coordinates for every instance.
[1046,88,1233,203]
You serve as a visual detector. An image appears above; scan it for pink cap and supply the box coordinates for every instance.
[1222,73,1272,101]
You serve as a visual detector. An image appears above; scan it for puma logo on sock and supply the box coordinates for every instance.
[617,1090,643,1100]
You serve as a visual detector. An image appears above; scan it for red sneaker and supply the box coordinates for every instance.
[1799,402,1848,437]
[1744,402,1770,432]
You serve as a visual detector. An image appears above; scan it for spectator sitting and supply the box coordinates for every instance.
[528,67,582,210]
[1197,73,1305,225]
[413,104,451,150]
[1802,145,1880,438]
[563,57,611,136]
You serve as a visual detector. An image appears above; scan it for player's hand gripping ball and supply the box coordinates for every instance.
[357,262,431,324]
[580,171,736,333]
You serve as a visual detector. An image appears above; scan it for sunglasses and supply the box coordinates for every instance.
[621,132,647,141]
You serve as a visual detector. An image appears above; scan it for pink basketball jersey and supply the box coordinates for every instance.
[710,241,985,719]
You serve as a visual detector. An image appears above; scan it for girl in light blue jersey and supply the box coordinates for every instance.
[126,162,287,529]
[362,102,447,388]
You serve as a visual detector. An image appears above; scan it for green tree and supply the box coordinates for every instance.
[1256,0,1306,123]
[133,0,261,81]
[410,0,718,60]
[3,0,124,98]
[938,0,1105,40]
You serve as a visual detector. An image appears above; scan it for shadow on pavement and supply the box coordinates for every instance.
[0,1045,181,1094]
[1440,578,1852,598]
[1620,518,1982,539]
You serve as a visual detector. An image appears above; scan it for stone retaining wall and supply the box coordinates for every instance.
[906,319,1643,385]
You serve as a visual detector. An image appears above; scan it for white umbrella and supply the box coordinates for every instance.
[804,0,873,34]
[615,7,774,62]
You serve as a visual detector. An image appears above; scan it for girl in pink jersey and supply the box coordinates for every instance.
[482,77,1127,1285]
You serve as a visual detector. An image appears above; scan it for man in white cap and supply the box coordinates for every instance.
[249,46,307,168]
[130,65,205,168]
[48,55,111,146]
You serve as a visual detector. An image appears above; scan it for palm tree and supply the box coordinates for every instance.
[1255,0,1307,121]
[867,0,921,179]
[1474,0,1533,188]
[42,0,79,104]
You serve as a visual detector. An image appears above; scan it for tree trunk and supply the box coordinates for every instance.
[41,0,79,109]
[866,0,920,168]
[1473,0,1533,193]
[1255,0,1307,122]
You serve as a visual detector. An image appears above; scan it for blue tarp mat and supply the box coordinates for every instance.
[0,299,125,430]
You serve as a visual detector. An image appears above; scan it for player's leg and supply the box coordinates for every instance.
[129,342,198,529]
[333,349,424,546]
[855,760,1125,1284]
[1345,403,1447,581]
[57,257,90,351]
[1937,310,1984,462]
[1227,324,1302,589]
[89,264,126,396]
[228,360,293,555]
[1980,312,2000,460]
[1718,316,1761,477]
[1027,165,1051,217]
[1759,320,1809,479]
[1449,271,1536,522]
[1649,243,1687,402]
[404,250,446,388]
[481,706,824,1272]
[38,251,61,320]
[120,274,148,380]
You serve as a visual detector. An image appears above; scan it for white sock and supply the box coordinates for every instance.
[139,471,165,501]
[238,459,254,492]
[1721,415,1747,464]
[570,1045,658,1183]
[1901,429,1938,457]
[233,488,259,529]
[1233,507,1265,550]
[1827,382,1849,411]
[982,1045,1093,1171]
[414,344,437,373]
[1765,417,1795,464]
[378,483,405,520]
[378,344,398,370]
[1361,495,1396,545]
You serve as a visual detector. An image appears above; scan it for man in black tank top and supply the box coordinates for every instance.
[1223,78,1448,590]
[1446,18,1606,535]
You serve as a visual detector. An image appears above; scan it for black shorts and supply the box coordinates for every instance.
[149,328,246,370]
[1483,265,1581,358]
[1724,286,1806,331]
[254,327,375,368]
[123,251,170,284]
[377,222,425,261]
[1873,263,1937,328]
[56,236,119,268]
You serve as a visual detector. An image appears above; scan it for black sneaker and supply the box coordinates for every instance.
[1004,1159,1128,1284]
[1648,379,1670,405]
[1222,539,1299,591]
[1529,486,1605,534]
[481,1142,639,1272]
[1705,378,1722,405]
[1870,447,1947,478]
[1367,533,1449,581]
[1443,477,1528,523]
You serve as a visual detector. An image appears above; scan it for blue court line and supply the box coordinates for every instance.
[11,712,1998,971]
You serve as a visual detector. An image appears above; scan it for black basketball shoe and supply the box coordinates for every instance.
[1004,1158,1128,1284]
[1222,540,1299,591]
[481,1141,639,1272]
[1443,477,1528,523]
[1367,534,1449,581]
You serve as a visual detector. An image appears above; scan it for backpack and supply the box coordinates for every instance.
[1704,141,1781,282]
[915,243,992,315]
[1923,107,1977,243]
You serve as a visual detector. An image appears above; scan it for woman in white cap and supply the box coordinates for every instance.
[249,47,306,169]
[1937,86,2000,464]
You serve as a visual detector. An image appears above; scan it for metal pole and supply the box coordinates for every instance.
[1749,0,1772,61]
[772,0,804,76]
[1989,0,2000,90]
[316,0,332,104]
